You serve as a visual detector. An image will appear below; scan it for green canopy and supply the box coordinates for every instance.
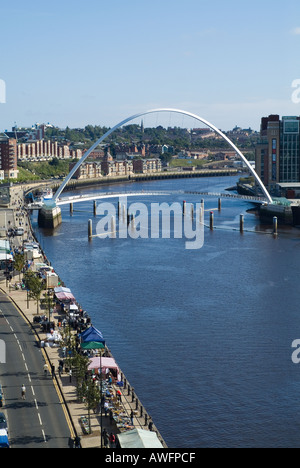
[81,341,105,350]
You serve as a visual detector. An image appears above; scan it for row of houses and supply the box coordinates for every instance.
[17,139,82,161]
[70,158,162,179]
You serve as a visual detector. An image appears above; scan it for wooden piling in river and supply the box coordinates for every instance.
[273,216,278,236]
[240,214,244,233]
[210,211,214,231]
[88,219,93,241]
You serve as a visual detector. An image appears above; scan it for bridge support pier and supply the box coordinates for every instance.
[38,203,62,229]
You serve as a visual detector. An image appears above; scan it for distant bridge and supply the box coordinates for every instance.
[54,190,267,207]
[56,191,173,206]
[29,190,267,211]
[184,191,267,203]
[52,108,273,204]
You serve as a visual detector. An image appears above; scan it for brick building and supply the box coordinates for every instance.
[0,135,18,179]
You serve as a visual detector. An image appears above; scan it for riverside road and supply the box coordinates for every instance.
[0,290,72,448]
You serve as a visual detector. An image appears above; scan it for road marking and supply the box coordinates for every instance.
[42,430,47,443]
[31,385,35,396]
[38,413,43,426]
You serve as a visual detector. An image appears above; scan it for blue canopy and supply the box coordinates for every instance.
[79,326,105,345]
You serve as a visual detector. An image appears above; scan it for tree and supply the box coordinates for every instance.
[41,291,55,322]
[24,271,45,314]
[84,380,101,434]
[14,253,25,280]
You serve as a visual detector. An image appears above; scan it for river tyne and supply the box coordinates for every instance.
[32,175,300,448]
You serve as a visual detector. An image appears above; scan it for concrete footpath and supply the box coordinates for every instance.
[0,185,167,449]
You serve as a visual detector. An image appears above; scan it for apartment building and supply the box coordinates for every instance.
[17,140,80,161]
[132,158,162,173]
[0,135,18,179]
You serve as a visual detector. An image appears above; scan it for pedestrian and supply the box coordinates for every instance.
[44,363,49,377]
[74,436,81,448]
[21,384,26,400]
[104,401,109,417]
[102,429,109,448]
[116,389,122,402]
[130,410,134,426]
[109,432,116,448]
[148,418,153,432]
[51,363,55,378]
[68,437,75,449]
[69,368,72,383]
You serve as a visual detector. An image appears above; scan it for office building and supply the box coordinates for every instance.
[255,115,300,193]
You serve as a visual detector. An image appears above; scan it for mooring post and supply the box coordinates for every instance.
[111,216,116,238]
[93,200,97,216]
[198,206,203,224]
[70,202,73,214]
[200,199,204,223]
[218,198,222,212]
[183,200,186,216]
[210,211,214,231]
[240,214,244,233]
[273,216,278,236]
[88,219,93,241]
[191,203,194,219]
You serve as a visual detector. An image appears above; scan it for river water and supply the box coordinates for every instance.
[31,175,300,448]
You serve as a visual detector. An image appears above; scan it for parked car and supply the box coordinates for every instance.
[0,413,8,432]
[0,429,9,448]
[33,315,47,325]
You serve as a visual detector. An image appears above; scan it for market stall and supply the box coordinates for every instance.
[54,286,72,294]
[55,291,76,302]
[88,357,119,376]
[117,428,163,449]
[79,326,105,345]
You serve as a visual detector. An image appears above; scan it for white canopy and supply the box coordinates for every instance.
[117,428,163,449]
[0,253,13,261]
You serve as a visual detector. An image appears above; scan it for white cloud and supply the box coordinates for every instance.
[291,27,300,35]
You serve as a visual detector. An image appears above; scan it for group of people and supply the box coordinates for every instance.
[102,428,116,448]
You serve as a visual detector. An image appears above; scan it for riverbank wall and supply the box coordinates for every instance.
[50,169,239,194]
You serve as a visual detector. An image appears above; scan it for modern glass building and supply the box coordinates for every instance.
[256,115,300,193]
[280,117,300,183]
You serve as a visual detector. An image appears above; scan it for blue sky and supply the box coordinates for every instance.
[0,0,300,131]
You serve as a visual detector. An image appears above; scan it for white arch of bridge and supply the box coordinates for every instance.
[53,108,272,204]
